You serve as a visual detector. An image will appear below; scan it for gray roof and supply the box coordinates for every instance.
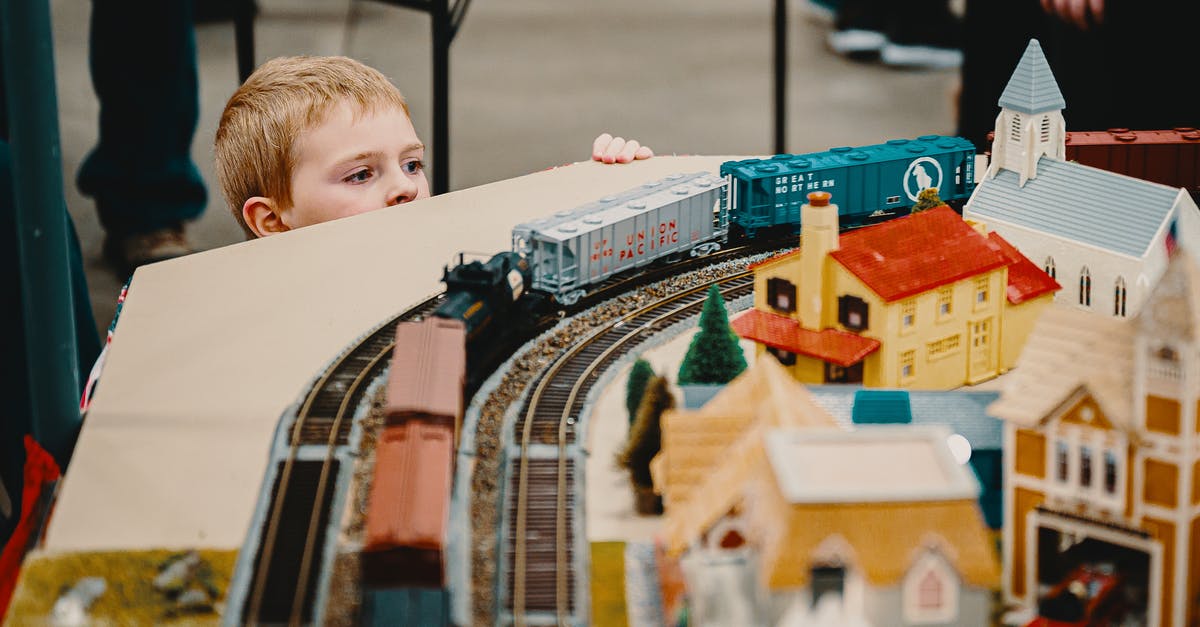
[971,157,1180,257]
[805,386,1003,450]
[998,39,1066,114]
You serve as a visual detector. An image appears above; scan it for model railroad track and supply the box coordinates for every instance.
[239,295,443,626]
[505,272,754,626]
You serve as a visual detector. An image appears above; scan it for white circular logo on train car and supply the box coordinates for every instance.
[903,157,944,202]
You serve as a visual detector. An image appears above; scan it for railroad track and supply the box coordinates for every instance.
[235,295,443,626]
[504,271,754,626]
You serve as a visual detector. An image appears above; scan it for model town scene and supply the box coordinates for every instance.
[6,34,1200,627]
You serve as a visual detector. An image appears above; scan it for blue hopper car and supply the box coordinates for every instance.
[721,135,976,237]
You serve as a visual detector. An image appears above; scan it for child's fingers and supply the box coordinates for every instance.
[592,133,613,161]
[603,137,627,164]
[615,140,641,163]
[634,145,654,161]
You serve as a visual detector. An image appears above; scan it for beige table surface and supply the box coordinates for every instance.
[44,156,742,552]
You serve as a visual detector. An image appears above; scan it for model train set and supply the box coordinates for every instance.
[12,37,1200,627]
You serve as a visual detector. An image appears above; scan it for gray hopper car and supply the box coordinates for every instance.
[512,172,728,305]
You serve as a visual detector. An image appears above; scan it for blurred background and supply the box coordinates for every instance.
[49,0,962,335]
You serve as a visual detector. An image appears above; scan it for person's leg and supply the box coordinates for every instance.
[78,0,205,274]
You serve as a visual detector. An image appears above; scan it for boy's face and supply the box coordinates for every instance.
[282,101,430,229]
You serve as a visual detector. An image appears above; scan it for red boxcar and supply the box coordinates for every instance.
[361,317,467,588]
[1065,128,1200,198]
[986,128,1200,197]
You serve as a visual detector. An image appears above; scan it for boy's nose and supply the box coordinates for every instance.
[385,171,418,207]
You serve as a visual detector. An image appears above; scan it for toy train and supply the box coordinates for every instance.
[361,135,980,594]
[361,317,466,589]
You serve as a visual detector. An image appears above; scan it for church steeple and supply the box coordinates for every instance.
[986,39,1067,186]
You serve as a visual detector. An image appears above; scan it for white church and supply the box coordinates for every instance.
[964,39,1200,318]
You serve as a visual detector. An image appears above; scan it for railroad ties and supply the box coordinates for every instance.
[501,273,755,626]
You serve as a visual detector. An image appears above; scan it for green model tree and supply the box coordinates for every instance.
[625,358,655,427]
[677,285,747,385]
[617,375,673,515]
[912,187,944,213]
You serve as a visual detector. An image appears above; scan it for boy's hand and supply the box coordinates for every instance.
[593,133,654,164]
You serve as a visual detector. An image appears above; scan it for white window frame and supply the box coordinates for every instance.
[903,551,959,624]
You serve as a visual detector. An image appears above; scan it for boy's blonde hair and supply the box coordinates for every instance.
[214,55,410,237]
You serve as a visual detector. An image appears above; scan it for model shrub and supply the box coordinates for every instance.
[625,358,655,426]
[677,285,747,385]
[617,375,673,489]
[912,187,943,213]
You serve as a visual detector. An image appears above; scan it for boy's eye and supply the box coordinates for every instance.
[403,160,425,175]
[344,168,372,183]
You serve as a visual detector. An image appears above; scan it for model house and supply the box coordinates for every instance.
[732,191,1058,389]
[988,249,1200,627]
[660,423,999,626]
[965,39,1200,319]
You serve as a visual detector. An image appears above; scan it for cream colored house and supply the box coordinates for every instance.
[660,424,999,627]
[989,250,1200,627]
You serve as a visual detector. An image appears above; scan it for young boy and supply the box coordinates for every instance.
[80,55,652,411]
[213,55,652,239]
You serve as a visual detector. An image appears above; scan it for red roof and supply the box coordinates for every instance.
[988,232,1062,304]
[829,206,1009,302]
[732,309,880,367]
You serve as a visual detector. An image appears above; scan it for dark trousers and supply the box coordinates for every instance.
[76,0,207,237]
[956,0,1200,151]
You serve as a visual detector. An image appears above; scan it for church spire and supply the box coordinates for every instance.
[987,39,1067,185]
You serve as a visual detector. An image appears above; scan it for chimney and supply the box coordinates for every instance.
[799,191,839,330]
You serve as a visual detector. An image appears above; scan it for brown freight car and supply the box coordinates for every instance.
[361,317,467,588]
[985,128,1200,198]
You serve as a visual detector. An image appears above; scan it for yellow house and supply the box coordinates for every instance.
[733,192,1059,389]
[988,250,1200,627]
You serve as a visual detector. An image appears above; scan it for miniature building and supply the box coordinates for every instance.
[988,250,1200,627]
[732,191,1059,389]
[806,387,1005,529]
[660,424,999,626]
[650,355,840,512]
[965,39,1200,320]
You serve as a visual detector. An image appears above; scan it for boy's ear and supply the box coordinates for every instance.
[242,197,290,238]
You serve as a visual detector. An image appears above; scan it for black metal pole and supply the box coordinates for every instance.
[0,0,82,462]
[773,0,787,155]
[431,0,450,194]
[235,1,256,83]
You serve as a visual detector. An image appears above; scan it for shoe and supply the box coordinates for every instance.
[103,225,196,277]
[880,0,963,69]
[826,0,891,60]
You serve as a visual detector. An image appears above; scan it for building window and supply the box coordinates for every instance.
[901,299,916,331]
[887,195,901,204]
[838,295,869,331]
[767,277,797,313]
[1010,113,1022,142]
[1079,267,1092,306]
[1104,450,1118,494]
[1149,345,1182,381]
[900,350,916,381]
[810,566,845,609]
[1114,277,1127,317]
[937,287,953,318]
[1080,446,1092,488]
[918,570,943,608]
[1056,441,1069,483]
[904,553,958,623]
[1044,256,1056,279]
[927,334,961,359]
[767,345,797,366]
[1040,116,1051,143]
[974,276,989,309]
